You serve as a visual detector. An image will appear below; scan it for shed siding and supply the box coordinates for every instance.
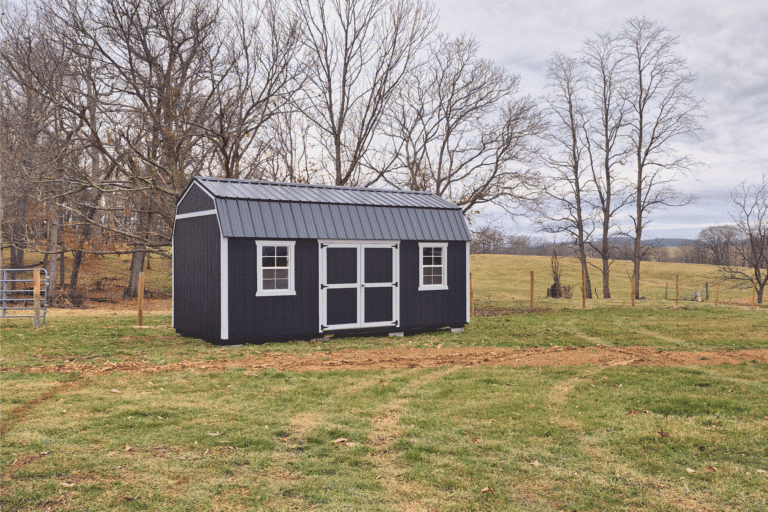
[173,215,221,340]
[177,183,215,214]
[399,241,467,329]
[227,238,319,340]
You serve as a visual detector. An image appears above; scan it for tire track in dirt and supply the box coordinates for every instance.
[16,346,768,377]
[1,376,83,439]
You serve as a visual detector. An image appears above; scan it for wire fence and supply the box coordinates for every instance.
[0,253,172,315]
[471,269,765,314]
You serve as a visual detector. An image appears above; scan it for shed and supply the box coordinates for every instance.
[172,177,471,343]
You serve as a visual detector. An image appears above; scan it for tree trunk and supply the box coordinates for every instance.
[576,238,592,299]
[46,219,59,300]
[601,215,611,298]
[632,232,642,300]
[59,246,65,289]
[69,249,85,292]
[124,250,145,298]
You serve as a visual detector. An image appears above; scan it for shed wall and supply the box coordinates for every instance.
[399,241,467,329]
[227,238,319,340]
[173,215,221,340]
[178,183,215,214]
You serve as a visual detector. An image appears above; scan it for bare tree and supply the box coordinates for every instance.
[698,225,738,266]
[582,32,633,299]
[36,0,228,295]
[720,174,768,304]
[382,35,544,213]
[293,0,435,186]
[202,0,305,180]
[538,52,592,298]
[620,16,703,298]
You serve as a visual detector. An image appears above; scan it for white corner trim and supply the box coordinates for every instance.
[220,236,229,341]
[417,242,449,291]
[175,209,217,220]
[466,241,470,323]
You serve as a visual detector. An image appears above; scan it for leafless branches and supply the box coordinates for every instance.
[381,35,544,213]
[720,173,768,303]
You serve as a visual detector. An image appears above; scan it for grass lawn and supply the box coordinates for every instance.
[2,306,767,511]
[2,253,767,510]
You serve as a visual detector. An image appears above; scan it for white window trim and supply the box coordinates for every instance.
[418,242,448,291]
[255,240,296,297]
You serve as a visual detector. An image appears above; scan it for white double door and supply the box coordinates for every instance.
[319,242,400,331]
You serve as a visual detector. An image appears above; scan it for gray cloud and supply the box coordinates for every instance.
[433,0,768,237]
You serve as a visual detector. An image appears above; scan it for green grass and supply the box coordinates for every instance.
[1,305,765,374]
[2,254,767,510]
[2,365,767,511]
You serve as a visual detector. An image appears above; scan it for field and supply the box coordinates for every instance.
[2,254,767,511]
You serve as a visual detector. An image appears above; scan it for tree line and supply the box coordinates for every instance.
[2,0,762,303]
[1,0,546,298]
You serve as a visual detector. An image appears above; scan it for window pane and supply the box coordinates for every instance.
[433,267,442,278]
[275,256,289,267]
[263,279,276,290]
[262,256,275,268]
[263,269,276,280]
[262,246,276,256]
[275,279,289,290]
[433,275,442,285]
[275,269,288,279]
[423,247,433,257]
[433,248,442,257]
[433,256,442,265]
[423,267,433,276]
[423,275,431,286]
[275,246,288,257]
[423,256,432,266]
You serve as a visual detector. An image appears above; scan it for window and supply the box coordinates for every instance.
[255,241,296,296]
[418,243,448,291]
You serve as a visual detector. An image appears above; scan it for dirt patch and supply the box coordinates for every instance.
[22,346,768,377]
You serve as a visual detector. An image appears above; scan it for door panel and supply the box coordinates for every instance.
[364,247,393,283]
[364,287,393,323]
[327,288,358,326]
[326,248,358,284]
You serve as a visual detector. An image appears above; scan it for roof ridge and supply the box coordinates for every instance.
[195,176,436,197]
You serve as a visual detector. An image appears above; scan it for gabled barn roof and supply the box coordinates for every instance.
[187,177,471,241]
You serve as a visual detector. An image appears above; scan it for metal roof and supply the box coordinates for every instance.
[196,176,459,209]
[189,177,471,241]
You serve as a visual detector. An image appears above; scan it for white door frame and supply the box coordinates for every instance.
[318,241,400,332]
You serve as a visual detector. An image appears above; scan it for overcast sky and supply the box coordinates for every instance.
[431,0,768,239]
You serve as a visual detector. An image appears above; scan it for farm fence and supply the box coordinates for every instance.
[471,269,765,314]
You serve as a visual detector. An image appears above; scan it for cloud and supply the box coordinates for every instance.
[432,0,768,237]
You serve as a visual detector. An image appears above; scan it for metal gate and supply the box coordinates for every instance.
[1,268,49,324]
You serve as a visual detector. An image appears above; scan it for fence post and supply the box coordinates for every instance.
[716,280,721,307]
[530,271,534,312]
[675,275,679,307]
[137,272,145,327]
[33,269,42,329]
[631,275,635,308]
[469,272,474,317]
[582,267,586,309]
[665,283,668,300]
[2,269,6,318]
[705,282,709,301]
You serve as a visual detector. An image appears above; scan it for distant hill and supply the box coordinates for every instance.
[610,237,695,248]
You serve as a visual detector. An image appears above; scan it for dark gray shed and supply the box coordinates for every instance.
[173,177,471,343]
